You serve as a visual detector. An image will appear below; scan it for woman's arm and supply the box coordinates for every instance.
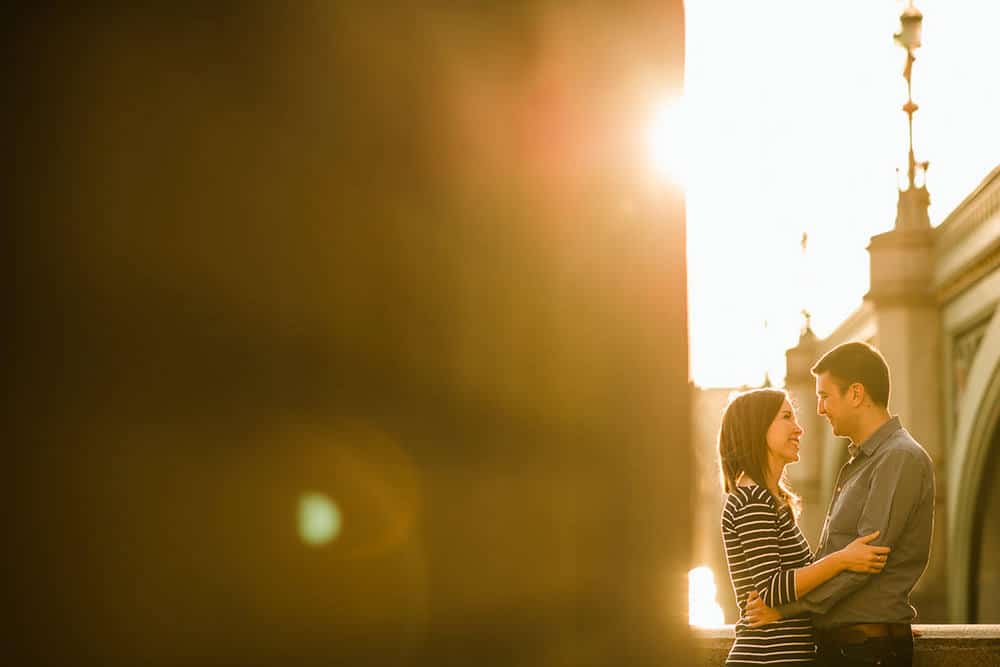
[730,488,890,612]
[745,530,890,627]
[726,489,799,609]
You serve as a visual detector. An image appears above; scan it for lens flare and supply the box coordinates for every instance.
[298,492,342,546]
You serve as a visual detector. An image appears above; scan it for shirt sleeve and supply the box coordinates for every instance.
[777,448,929,617]
[731,489,798,608]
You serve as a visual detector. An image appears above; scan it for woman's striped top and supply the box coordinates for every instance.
[721,484,815,665]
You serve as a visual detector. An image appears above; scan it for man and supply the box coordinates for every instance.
[746,341,935,666]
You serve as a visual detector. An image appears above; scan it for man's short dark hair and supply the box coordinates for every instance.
[811,341,890,407]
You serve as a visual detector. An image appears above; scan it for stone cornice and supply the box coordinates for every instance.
[934,164,1000,255]
[935,236,1000,305]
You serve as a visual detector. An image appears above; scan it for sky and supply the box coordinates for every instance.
[679,0,1000,388]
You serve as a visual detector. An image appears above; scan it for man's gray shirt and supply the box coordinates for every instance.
[777,417,935,628]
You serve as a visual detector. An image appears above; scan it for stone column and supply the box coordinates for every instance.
[10,3,694,664]
[866,220,948,622]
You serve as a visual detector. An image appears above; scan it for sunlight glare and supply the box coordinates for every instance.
[645,97,689,187]
[688,565,726,627]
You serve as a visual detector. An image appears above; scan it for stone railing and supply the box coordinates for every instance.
[692,625,1000,666]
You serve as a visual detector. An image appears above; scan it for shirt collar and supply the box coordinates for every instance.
[847,416,901,459]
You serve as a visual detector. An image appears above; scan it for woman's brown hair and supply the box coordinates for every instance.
[718,388,801,519]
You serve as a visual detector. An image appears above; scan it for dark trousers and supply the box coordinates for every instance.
[815,635,913,666]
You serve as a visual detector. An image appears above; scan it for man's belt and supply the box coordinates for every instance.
[816,623,913,645]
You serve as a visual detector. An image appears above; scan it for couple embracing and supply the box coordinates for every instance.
[718,341,934,667]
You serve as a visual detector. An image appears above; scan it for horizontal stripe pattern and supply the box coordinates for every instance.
[722,485,815,665]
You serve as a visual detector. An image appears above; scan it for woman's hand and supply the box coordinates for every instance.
[745,590,782,628]
[838,529,891,573]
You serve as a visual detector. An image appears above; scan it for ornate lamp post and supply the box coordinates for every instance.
[893,2,930,228]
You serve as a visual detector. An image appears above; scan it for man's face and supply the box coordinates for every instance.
[815,371,853,438]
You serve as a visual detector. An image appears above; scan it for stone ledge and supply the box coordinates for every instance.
[692,625,1000,666]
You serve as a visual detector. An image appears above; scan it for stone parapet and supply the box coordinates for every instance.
[692,625,1000,666]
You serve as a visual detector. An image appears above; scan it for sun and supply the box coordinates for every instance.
[644,96,690,188]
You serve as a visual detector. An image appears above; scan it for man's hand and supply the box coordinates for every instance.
[745,590,783,627]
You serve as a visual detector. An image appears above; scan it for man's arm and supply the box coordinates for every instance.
[777,448,928,617]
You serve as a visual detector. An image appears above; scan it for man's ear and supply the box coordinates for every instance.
[849,383,865,407]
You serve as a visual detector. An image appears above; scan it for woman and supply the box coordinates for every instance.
[718,388,889,666]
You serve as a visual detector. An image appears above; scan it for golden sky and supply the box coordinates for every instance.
[681,0,1000,387]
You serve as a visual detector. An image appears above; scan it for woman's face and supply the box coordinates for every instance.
[765,399,803,467]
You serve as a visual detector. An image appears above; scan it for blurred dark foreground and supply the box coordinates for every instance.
[11,3,691,665]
